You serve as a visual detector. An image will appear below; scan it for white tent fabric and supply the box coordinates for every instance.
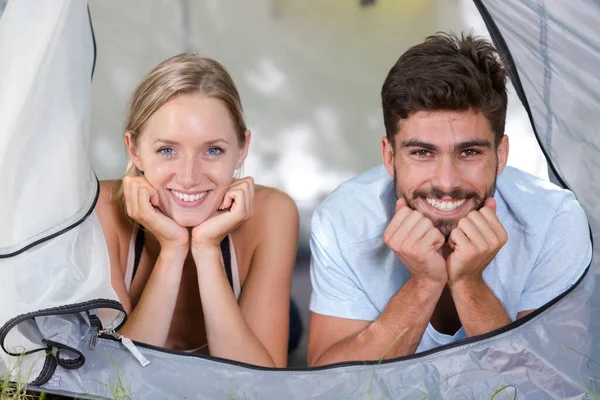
[0,0,597,398]
[0,0,124,382]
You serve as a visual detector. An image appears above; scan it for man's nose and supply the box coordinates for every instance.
[431,157,461,194]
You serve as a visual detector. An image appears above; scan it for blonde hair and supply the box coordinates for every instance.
[116,53,247,199]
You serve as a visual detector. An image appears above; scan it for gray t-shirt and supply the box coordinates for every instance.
[309,165,592,352]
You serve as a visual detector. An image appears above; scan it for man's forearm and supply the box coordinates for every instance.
[314,278,444,366]
[450,279,511,337]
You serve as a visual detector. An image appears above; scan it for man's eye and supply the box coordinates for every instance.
[460,149,480,157]
[206,147,224,156]
[413,150,431,157]
[158,147,175,157]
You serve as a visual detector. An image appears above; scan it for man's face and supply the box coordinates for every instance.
[382,110,509,239]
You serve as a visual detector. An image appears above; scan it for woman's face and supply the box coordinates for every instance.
[126,93,249,227]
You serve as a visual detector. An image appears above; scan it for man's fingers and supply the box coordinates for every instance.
[467,211,500,249]
[387,210,426,252]
[479,206,508,245]
[456,216,488,252]
[396,197,407,212]
[448,226,472,252]
[484,197,496,212]
[423,227,445,252]
[383,205,412,244]
[402,216,435,249]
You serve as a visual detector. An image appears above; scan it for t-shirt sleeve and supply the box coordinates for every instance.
[518,194,593,311]
[308,207,379,321]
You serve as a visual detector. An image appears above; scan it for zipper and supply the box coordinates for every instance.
[0,299,125,356]
[94,329,151,367]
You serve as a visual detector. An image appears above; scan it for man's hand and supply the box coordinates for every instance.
[447,198,508,285]
[383,198,447,285]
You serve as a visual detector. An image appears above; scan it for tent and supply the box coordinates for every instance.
[0,0,598,398]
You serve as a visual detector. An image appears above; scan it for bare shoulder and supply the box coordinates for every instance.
[95,180,131,250]
[235,184,298,246]
[253,185,299,223]
[96,180,122,222]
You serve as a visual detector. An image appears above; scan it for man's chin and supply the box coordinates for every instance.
[433,219,456,241]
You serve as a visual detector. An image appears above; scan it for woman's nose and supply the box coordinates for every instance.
[178,157,201,188]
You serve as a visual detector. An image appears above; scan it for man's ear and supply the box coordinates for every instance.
[381,136,395,178]
[124,131,143,172]
[496,134,509,176]
[236,130,251,169]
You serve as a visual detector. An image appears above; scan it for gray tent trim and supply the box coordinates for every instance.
[24,271,594,399]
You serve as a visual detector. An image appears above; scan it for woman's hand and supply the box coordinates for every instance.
[123,176,189,253]
[191,177,255,252]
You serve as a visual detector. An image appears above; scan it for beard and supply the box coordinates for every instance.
[393,166,497,240]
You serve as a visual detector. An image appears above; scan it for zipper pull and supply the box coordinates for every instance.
[120,336,151,367]
[90,329,99,350]
[98,329,151,367]
[89,314,103,350]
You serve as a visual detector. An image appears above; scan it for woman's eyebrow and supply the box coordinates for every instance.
[153,138,230,146]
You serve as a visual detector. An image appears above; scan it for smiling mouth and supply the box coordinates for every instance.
[425,197,467,212]
[169,189,209,203]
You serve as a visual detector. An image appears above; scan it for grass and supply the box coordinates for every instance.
[99,352,131,400]
[0,349,39,400]
[0,349,131,400]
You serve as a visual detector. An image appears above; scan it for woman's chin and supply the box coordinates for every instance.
[170,213,209,229]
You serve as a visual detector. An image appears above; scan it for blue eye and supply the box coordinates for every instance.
[158,147,175,157]
[206,147,224,156]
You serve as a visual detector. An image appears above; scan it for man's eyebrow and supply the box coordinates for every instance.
[400,140,437,151]
[455,139,492,150]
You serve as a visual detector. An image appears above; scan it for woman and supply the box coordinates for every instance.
[95,54,299,368]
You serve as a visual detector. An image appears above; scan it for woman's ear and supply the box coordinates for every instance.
[236,130,251,169]
[124,131,143,172]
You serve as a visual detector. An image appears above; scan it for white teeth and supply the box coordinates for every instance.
[426,198,465,211]
[170,190,207,203]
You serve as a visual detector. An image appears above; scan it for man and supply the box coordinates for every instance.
[307,33,592,367]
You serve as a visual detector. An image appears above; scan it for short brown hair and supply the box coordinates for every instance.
[381,32,508,147]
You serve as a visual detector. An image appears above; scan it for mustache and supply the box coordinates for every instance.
[412,187,481,201]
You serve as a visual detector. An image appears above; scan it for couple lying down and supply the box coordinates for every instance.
[97,33,591,369]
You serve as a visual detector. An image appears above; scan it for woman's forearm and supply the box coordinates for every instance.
[193,246,277,367]
[118,249,186,346]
